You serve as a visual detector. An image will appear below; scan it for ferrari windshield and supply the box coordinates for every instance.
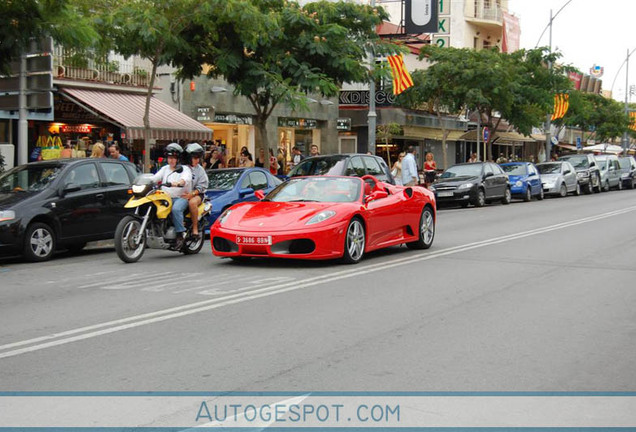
[207,170,243,190]
[288,155,348,177]
[0,164,63,193]
[266,177,361,203]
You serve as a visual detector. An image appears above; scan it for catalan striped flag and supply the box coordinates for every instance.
[551,93,569,121]
[629,112,636,131]
[387,54,414,95]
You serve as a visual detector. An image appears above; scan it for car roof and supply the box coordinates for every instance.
[23,158,133,168]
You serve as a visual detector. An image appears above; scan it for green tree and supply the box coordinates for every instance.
[176,0,394,162]
[559,92,630,143]
[0,0,98,72]
[412,45,572,161]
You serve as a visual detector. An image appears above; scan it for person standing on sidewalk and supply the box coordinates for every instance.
[401,146,418,187]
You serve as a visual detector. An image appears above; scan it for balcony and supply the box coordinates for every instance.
[53,47,151,88]
[466,5,504,31]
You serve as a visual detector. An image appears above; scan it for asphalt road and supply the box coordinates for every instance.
[1,188,636,392]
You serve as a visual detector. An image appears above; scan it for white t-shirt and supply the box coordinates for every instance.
[151,165,192,198]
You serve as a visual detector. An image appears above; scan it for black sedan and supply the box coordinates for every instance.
[288,154,395,185]
[430,162,511,207]
[0,159,138,261]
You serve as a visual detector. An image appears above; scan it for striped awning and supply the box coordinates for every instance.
[61,88,212,141]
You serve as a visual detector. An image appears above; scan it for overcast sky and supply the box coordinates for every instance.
[507,0,635,102]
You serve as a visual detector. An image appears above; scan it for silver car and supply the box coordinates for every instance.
[536,161,580,197]
[594,154,622,191]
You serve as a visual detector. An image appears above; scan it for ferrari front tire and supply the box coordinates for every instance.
[407,205,435,250]
[341,218,365,264]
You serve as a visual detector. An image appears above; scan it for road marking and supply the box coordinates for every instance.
[1,205,635,360]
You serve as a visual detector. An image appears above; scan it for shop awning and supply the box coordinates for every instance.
[61,88,212,141]
[459,130,535,143]
[402,126,466,141]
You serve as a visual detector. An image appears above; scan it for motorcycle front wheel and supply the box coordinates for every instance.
[115,216,147,263]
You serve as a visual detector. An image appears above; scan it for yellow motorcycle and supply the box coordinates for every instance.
[115,174,211,263]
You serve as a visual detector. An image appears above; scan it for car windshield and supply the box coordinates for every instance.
[440,164,483,179]
[266,177,361,203]
[501,164,527,175]
[537,163,561,174]
[594,157,608,170]
[207,170,243,190]
[288,156,348,177]
[560,155,589,169]
[0,164,63,193]
[619,158,633,169]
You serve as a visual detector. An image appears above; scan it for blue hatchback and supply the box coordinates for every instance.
[500,162,544,201]
[204,167,282,230]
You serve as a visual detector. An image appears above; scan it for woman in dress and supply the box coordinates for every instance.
[423,152,437,187]
[392,152,405,186]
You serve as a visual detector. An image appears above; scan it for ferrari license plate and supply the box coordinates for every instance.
[236,235,272,245]
[437,191,454,197]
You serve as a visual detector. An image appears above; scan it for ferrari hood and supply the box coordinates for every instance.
[231,201,343,230]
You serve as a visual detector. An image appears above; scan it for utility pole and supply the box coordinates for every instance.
[368,0,377,155]
[544,9,553,162]
[623,48,630,156]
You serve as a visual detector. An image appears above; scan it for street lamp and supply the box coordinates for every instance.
[609,48,636,156]
[535,0,574,162]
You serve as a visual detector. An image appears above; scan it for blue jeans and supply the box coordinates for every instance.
[171,197,189,233]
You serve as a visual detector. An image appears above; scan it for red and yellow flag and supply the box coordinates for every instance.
[551,93,569,121]
[387,54,414,95]
[629,112,636,131]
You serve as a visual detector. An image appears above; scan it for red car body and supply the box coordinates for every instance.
[210,176,436,263]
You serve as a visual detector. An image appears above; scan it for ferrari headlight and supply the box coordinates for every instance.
[457,183,473,190]
[218,209,232,226]
[0,210,16,222]
[515,180,523,187]
[306,210,336,225]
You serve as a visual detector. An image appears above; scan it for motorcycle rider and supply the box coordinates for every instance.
[184,143,209,240]
[150,143,192,249]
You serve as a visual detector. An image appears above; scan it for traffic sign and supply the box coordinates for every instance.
[483,126,489,142]
[576,137,582,149]
[0,92,52,111]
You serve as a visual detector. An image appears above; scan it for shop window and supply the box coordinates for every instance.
[102,163,130,186]
[64,163,100,189]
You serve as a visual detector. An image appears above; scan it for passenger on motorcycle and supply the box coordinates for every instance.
[184,143,208,240]
[150,143,192,249]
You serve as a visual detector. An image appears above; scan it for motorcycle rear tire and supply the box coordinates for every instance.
[115,216,147,263]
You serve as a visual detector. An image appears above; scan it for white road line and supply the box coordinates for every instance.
[1,205,635,360]
[171,274,257,294]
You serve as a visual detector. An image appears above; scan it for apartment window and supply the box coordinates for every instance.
[474,37,479,49]
[483,40,492,50]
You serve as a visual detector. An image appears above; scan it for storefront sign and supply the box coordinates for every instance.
[337,118,351,131]
[196,106,213,122]
[60,124,92,134]
[214,113,253,125]
[339,90,395,107]
[55,94,102,123]
[278,117,317,129]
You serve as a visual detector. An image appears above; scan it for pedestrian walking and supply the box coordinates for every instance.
[401,146,418,187]
[391,152,405,186]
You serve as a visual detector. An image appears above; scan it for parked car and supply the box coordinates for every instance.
[430,162,510,207]
[558,154,601,194]
[536,161,580,197]
[618,156,636,189]
[205,167,282,228]
[0,159,138,261]
[594,154,622,191]
[288,154,395,185]
[210,175,435,264]
[500,162,544,201]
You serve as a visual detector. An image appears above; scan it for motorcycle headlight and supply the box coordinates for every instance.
[306,210,336,225]
[457,183,473,190]
[0,210,16,222]
[218,209,232,226]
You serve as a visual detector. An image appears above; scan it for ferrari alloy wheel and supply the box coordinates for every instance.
[23,222,55,262]
[524,187,532,202]
[407,206,435,250]
[115,216,146,263]
[341,218,365,264]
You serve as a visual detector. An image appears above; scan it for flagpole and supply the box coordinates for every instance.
[368,0,377,155]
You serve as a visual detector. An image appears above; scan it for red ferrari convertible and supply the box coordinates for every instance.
[210,175,436,264]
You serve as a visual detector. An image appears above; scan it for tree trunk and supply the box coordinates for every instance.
[143,55,160,173]
[436,111,448,169]
[254,114,271,170]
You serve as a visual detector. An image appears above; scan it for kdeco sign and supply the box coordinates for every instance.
[339,90,395,107]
